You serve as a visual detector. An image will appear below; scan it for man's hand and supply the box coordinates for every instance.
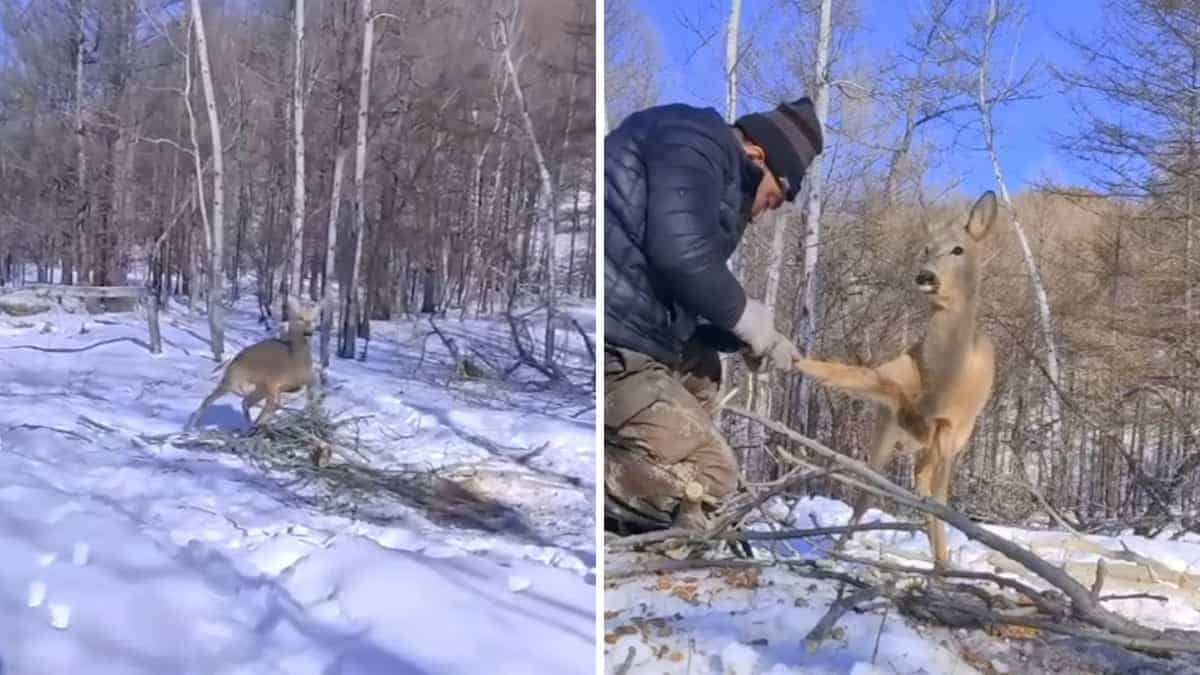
[731,298,801,372]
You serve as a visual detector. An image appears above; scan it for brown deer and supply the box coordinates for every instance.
[793,191,998,568]
[186,297,319,429]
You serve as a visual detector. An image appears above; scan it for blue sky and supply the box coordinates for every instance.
[632,0,1105,194]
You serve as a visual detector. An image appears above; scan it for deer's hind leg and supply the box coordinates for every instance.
[242,386,267,425]
[836,407,903,551]
[253,384,282,426]
[186,384,228,430]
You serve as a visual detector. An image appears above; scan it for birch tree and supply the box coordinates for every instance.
[724,0,741,123]
[288,0,306,319]
[188,0,225,361]
[795,0,832,434]
[338,0,373,360]
[976,0,1063,446]
[724,0,744,278]
[498,0,560,366]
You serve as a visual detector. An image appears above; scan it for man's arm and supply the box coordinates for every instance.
[640,121,747,329]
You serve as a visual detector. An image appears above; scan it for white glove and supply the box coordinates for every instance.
[731,299,800,372]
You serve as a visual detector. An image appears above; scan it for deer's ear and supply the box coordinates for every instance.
[966,191,998,241]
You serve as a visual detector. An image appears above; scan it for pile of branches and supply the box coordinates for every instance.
[165,407,526,534]
[607,407,1200,660]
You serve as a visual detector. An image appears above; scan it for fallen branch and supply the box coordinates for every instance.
[805,585,885,652]
[608,521,924,550]
[6,423,93,443]
[725,405,1200,652]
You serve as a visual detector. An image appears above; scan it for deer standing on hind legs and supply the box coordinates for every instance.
[793,191,998,570]
[186,297,320,430]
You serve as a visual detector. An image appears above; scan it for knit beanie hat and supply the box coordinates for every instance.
[735,98,823,202]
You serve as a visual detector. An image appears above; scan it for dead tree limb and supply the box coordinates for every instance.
[608,521,924,550]
[725,405,1200,651]
[805,585,885,652]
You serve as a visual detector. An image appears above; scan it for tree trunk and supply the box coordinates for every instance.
[189,0,225,361]
[724,0,741,121]
[724,0,742,276]
[321,144,347,367]
[288,0,307,317]
[339,0,374,360]
[72,0,88,286]
[979,0,1062,445]
[499,3,559,366]
[795,0,832,434]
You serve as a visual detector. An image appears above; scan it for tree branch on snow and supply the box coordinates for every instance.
[722,406,1200,653]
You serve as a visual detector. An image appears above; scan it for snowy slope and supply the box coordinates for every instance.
[605,497,1200,675]
[0,296,596,675]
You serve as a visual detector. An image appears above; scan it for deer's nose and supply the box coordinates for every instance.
[915,271,936,286]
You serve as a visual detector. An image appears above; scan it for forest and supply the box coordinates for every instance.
[608,0,1200,536]
[0,0,595,367]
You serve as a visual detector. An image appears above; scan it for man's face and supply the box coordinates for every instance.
[744,144,785,218]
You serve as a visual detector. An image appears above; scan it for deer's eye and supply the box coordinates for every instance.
[951,246,964,255]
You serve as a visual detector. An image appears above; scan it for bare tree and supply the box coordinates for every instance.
[288,0,307,319]
[974,0,1063,446]
[724,0,742,123]
[498,0,560,366]
[795,0,832,434]
[337,0,374,360]
[71,0,88,285]
[604,0,659,130]
[189,0,225,361]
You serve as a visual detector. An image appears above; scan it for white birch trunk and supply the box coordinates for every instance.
[979,0,1063,445]
[189,0,225,361]
[289,0,307,316]
[500,3,559,366]
[796,0,832,432]
[757,208,788,416]
[340,0,374,359]
[182,14,207,318]
[724,0,741,123]
[724,0,743,276]
[321,144,347,369]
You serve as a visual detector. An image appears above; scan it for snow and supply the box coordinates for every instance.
[0,295,596,674]
[605,496,1200,674]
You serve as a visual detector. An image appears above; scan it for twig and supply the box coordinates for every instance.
[825,550,1066,617]
[613,646,635,675]
[805,585,885,652]
[608,522,924,550]
[1099,592,1170,603]
[872,606,889,664]
[605,558,767,580]
[1091,558,1108,599]
[6,423,92,443]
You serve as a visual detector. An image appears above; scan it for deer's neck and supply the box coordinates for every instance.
[919,297,977,385]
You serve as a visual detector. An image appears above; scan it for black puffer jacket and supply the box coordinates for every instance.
[605,104,762,367]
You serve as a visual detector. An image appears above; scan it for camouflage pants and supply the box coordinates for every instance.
[604,341,737,530]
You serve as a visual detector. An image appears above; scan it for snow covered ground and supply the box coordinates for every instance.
[605,497,1200,675]
[0,293,596,674]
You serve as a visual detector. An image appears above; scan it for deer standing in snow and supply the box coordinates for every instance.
[186,297,319,429]
[793,191,998,568]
